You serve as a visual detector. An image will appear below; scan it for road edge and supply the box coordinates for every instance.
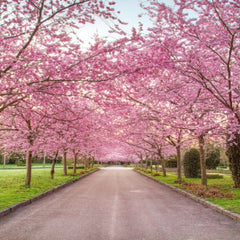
[0,168,100,219]
[134,169,240,223]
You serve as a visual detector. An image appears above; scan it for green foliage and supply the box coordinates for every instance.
[165,155,177,168]
[0,152,3,164]
[206,174,224,179]
[205,147,220,169]
[152,172,160,176]
[32,155,62,164]
[146,169,152,173]
[65,158,73,167]
[16,159,26,166]
[183,148,200,178]
[8,153,25,164]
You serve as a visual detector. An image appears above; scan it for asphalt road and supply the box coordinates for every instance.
[0,167,240,240]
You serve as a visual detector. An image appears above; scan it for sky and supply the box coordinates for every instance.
[77,0,176,47]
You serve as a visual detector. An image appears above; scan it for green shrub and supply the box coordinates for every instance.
[205,148,220,169]
[165,155,177,168]
[206,174,224,179]
[8,153,25,164]
[65,159,73,167]
[183,148,200,178]
[16,159,26,166]
[152,172,160,176]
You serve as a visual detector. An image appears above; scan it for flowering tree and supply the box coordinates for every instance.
[142,0,240,187]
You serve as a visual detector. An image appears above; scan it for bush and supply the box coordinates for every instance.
[8,153,25,164]
[206,174,224,179]
[217,163,228,169]
[16,159,26,166]
[146,169,152,174]
[183,148,200,178]
[205,148,220,169]
[65,159,73,167]
[165,155,177,168]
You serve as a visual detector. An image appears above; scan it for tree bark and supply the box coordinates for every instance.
[150,158,152,172]
[73,152,78,175]
[155,158,158,172]
[25,150,33,186]
[63,151,67,175]
[176,146,182,181]
[198,135,207,186]
[3,154,6,168]
[51,151,59,179]
[43,151,46,168]
[226,133,240,188]
[158,149,166,177]
[25,119,33,187]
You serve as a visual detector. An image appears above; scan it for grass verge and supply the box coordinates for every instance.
[0,163,63,169]
[135,168,240,214]
[0,167,97,210]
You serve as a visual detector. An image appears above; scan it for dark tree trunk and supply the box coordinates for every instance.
[25,150,33,187]
[51,151,59,179]
[160,157,166,177]
[198,135,207,186]
[226,133,240,188]
[63,151,67,175]
[73,152,78,175]
[25,119,33,187]
[158,149,166,177]
[176,146,182,181]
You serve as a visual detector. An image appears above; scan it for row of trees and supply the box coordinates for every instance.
[0,1,240,188]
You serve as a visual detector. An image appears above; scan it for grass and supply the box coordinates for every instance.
[136,168,240,214]
[0,167,96,210]
[0,163,63,169]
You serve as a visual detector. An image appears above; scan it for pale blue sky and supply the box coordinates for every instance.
[77,0,176,47]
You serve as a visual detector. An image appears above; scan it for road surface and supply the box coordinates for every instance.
[0,167,240,240]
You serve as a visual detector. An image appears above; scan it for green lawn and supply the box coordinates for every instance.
[136,168,240,214]
[0,167,96,210]
[0,163,63,169]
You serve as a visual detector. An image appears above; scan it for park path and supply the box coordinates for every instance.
[0,167,240,240]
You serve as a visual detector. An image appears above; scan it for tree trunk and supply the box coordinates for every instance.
[85,157,89,169]
[3,154,6,168]
[91,157,94,168]
[158,149,166,177]
[150,159,152,172]
[226,133,240,188]
[25,119,34,187]
[176,146,182,181]
[73,152,78,175]
[51,151,59,179]
[198,135,207,186]
[43,151,46,168]
[25,150,33,187]
[63,151,67,175]
[155,159,158,172]
[160,157,166,177]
